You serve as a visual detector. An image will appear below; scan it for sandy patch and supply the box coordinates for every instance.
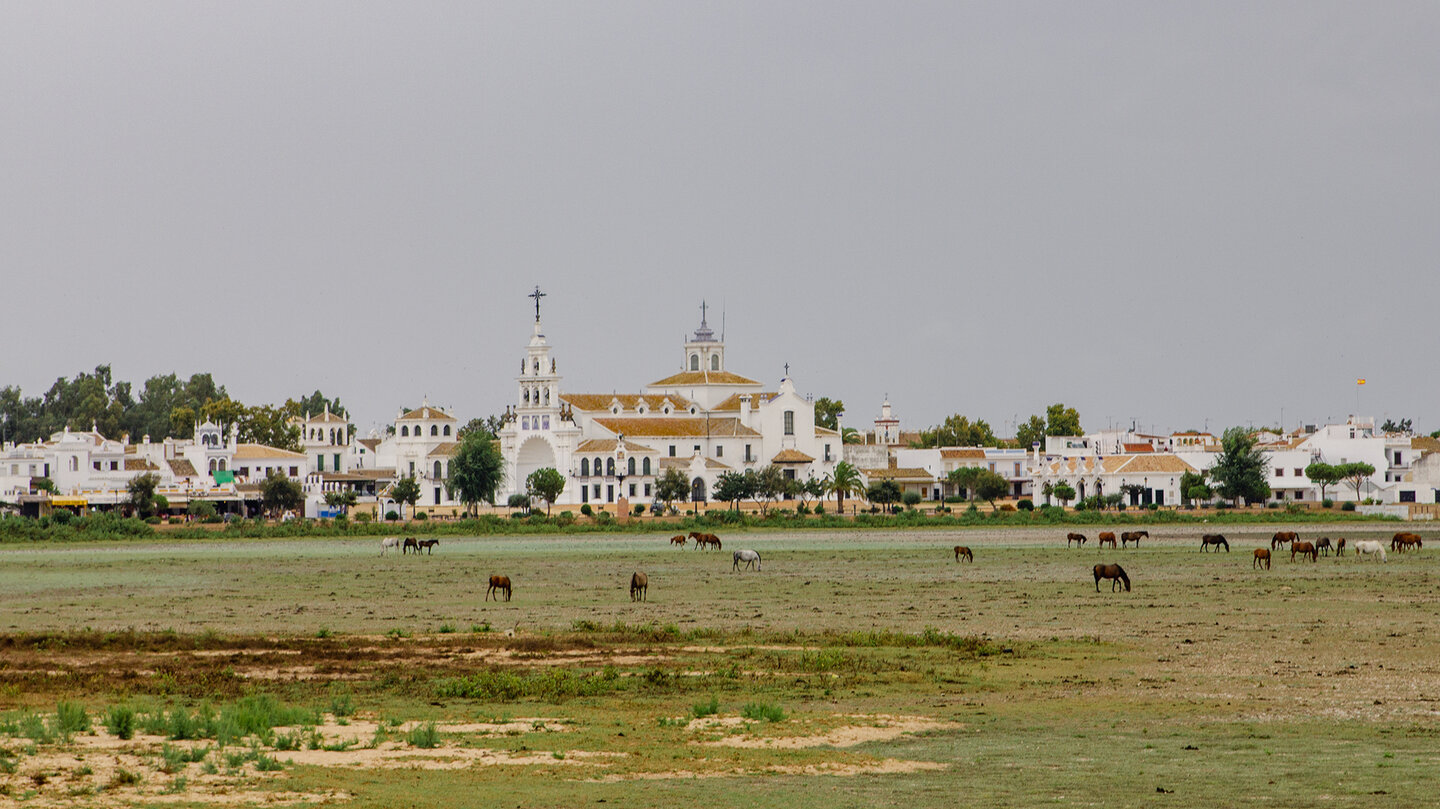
[589,758,946,782]
[277,743,609,769]
[700,714,960,749]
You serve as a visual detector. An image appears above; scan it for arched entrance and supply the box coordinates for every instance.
[691,477,707,503]
[516,436,559,500]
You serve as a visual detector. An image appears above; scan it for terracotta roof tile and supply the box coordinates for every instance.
[234,443,306,459]
[167,459,198,477]
[124,458,159,471]
[592,417,761,439]
[862,467,934,481]
[1122,443,1154,453]
[398,406,456,422]
[648,370,762,387]
[427,442,459,458]
[575,439,659,454]
[940,448,987,459]
[562,393,694,413]
[771,448,815,464]
[710,392,780,411]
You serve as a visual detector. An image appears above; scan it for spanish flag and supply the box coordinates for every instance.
[1357,379,1366,385]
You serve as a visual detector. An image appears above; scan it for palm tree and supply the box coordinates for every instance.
[826,461,864,514]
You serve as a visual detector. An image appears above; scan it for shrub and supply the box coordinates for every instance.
[814,504,825,515]
[633,504,645,516]
[105,706,136,740]
[414,511,428,521]
[1342,501,1356,512]
[1322,498,1335,509]
[385,511,400,521]
[691,695,720,719]
[1266,501,1280,509]
[55,701,90,736]
[355,511,372,523]
[580,503,593,517]
[507,494,529,510]
[740,702,786,722]
[1017,499,1034,511]
[998,503,1017,512]
[406,722,440,749]
[145,516,162,524]
[50,509,73,525]
[902,491,922,507]
[187,500,217,519]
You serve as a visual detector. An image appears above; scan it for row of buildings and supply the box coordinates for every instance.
[4,300,1439,518]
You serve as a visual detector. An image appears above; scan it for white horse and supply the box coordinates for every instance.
[380,536,401,556]
[1353,540,1387,562]
[733,549,761,571]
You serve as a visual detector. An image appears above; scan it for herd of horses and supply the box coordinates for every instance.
[380,536,440,555]
[674,531,722,550]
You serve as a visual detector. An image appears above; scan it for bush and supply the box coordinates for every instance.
[580,503,593,517]
[902,491,922,507]
[385,510,400,521]
[814,504,825,515]
[998,503,1017,512]
[691,695,720,719]
[1322,498,1335,509]
[414,511,428,521]
[944,495,967,504]
[1017,499,1034,511]
[187,500,217,519]
[740,702,786,722]
[632,504,645,516]
[1342,501,1356,512]
[55,701,90,736]
[355,511,372,523]
[50,509,73,525]
[1266,501,1280,509]
[145,516,162,524]
[105,706,135,740]
[507,494,529,510]
[406,722,440,749]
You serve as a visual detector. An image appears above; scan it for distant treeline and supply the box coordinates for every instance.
[0,365,344,451]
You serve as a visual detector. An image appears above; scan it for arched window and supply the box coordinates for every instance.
[594,457,602,475]
[69,456,78,472]
[606,457,615,476]
[434,460,442,479]
[443,425,451,436]
[690,354,699,371]
[209,459,217,472]
[581,458,590,476]
[711,354,719,370]
[627,457,636,476]
[431,425,438,436]
[642,457,651,475]
[401,425,409,437]
[219,459,227,471]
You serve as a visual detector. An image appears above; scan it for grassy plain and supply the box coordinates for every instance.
[1,523,1437,807]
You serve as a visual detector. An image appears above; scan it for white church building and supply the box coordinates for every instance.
[497,296,840,509]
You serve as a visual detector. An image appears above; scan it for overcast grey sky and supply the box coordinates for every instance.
[2,2,1437,438]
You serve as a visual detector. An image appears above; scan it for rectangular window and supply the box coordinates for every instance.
[543,416,550,430]
[334,454,341,470]
[317,455,325,472]
[629,483,636,497]
[1014,462,1021,476]
[644,483,652,497]
[824,443,832,462]
[988,463,996,472]
[289,466,298,477]
[716,445,723,457]
[1400,490,1416,503]
[783,468,795,480]
[784,410,794,435]
[1294,468,1303,477]
[581,487,589,503]
[110,461,118,471]
[93,461,100,470]
[1276,468,1283,477]
[593,484,600,499]
[408,461,415,476]
[745,444,752,462]
[693,444,701,455]
[669,445,676,457]
[240,467,248,477]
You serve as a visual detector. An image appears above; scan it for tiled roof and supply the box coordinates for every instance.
[1411,436,1440,454]
[814,426,840,437]
[771,448,815,464]
[575,439,659,455]
[863,467,935,482]
[592,417,761,439]
[940,448,987,459]
[358,438,381,451]
[305,411,348,424]
[398,406,456,422]
[1045,454,1196,476]
[657,456,732,471]
[234,443,306,459]
[649,370,762,387]
[710,392,780,411]
[427,442,459,458]
[1122,443,1154,453]
[562,393,693,413]
[124,458,159,471]
[348,469,394,480]
[168,459,198,477]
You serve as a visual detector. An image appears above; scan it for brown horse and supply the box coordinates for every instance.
[670,534,687,547]
[1200,534,1229,552]
[1272,531,1298,550]
[1314,537,1332,557]
[417,539,440,555]
[1392,532,1423,553]
[953,545,973,563]
[689,532,721,550]
[1066,532,1087,548]
[1093,563,1130,592]
[1121,530,1148,548]
[1291,541,1317,562]
[402,537,420,555]
[486,575,512,601]
[630,571,648,602]
[1097,532,1118,549]
[1336,537,1347,557]
[1253,548,1271,570]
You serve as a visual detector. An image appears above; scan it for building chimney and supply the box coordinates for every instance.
[738,394,752,429]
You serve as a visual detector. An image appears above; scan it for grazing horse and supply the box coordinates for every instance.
[417,539,440,555]
[953,545,973,563]
[1392,532,1423,553]
[1097,532,1118,549]
[630,571,648,602]
[1271,531,1298,550]
[1291,541,1318,562]
[1093,563,1131,592]
[1121,530,1148,548]
[1353,540,1387,562]
[1200,534,1229,552]
[1253,548,1271,570]
[690,532,721,550]
[1336,537,1346,557]
[402,537,420,555]
[1314,537,1332,557]
[486,575,512,601]
[733,549,761,571]
[380,536,401,555]
[670,534,687,547]
[1066,532,1087,548]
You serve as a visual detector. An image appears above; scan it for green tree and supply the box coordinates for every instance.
[32,476,58,494]
[713,471,754,512]
[1336,461,1377,502]
[654,468,689,512]
[1210,427,1271,506]
[1015,414,1047,450]
[260,471,303,518]
[751,465,786,515]
[446,432,505,514]
[1304,462,1342,502]
[1050,481,1076,507]
[283,390,346,421]
[323,489,357,517]
[915,414,999,448]
[187,499,218,519]
[947,466,984,500]
[391,476,421,519]
[813,397,845,431]
[458,416,505,439]
[1045,403,1082,436]
[1180,469,1212,505]
[1381,418,1412,434]
[525,467,566,516]
[825,461,864,513]
[127,472,161,518]
[841,427,862,445]
[866,479,903,512]
[973,469,1010,510]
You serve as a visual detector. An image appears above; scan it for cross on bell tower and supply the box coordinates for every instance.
[528,285,546,323]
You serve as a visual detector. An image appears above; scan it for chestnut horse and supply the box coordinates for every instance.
[486,575,512,601]
[1066,532,1087,548]
[402,537,420,555]
[1253,548,1271,569]
[953,545,973,563]
[1200,534,1229,552]
[1291,541,1317,562]
[1392,532,1423,553]
[1272,531,1298,550]
[630,571,648,602]
[1336,537,1347,557]
[689,531,721,550]
[670,534,687,547]
[1093,563,1130,592]
[1097,532,1118,549]
[1121,530,1148,548]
